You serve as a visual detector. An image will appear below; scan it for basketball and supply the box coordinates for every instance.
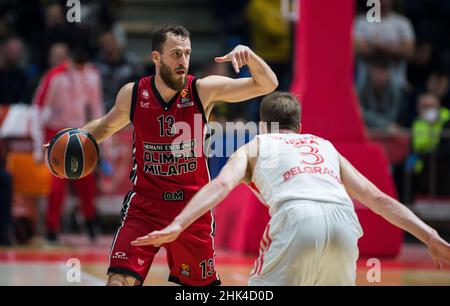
[45,128,99,180]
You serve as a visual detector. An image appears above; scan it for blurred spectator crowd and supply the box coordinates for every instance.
[354,0,450,202]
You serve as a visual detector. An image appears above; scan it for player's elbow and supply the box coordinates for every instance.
[264,77,278,93]
[255,77,278,95]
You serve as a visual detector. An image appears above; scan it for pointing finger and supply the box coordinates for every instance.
[214,55,230,63]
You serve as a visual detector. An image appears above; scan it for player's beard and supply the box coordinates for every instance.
[160,60,187,91]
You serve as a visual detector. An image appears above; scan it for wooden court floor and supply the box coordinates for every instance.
[0,235,449,286]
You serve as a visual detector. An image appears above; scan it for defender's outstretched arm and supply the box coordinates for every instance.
[339,154,450,268]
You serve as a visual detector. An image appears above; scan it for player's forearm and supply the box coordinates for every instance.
[174,178,233,231]
[80,117,112,144]
[368,192,437,246]
[247,50,279,90]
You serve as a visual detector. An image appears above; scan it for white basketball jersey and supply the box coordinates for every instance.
[251,133,353,216]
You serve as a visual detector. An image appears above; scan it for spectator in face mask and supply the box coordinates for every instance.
[412,94,449,156]
[407,94,450,196]
[406,93,450,193]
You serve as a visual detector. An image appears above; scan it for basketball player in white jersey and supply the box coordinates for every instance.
[131,92,450,285]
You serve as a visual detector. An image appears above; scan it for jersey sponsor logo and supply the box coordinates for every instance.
[163,190,184,201]
[177,101,194,108]
[144,161,197,176]
[142,140,198,176]
[143,140,195,152]
[283,165,342,184]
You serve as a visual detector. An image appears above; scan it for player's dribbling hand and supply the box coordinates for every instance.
[215,45,252,74]
[130,223,183,247]
[33,143,49,164]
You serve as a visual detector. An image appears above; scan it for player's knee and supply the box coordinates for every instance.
[106,273,136,286]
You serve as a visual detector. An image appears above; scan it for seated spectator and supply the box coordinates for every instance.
[0,36,30,105]
[407,41,433,90]
[408,68,450,125]
[95,30,143,111]
[29,3,69,73]
[425,68,450,108]
[408,94,450,195]
[354,0,415,89]
[30,2,93,75]
[358,56,407,131]
[412,94,450,155]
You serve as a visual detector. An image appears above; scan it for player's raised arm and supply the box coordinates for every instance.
[131,140,257,247]
[339,154,450,269]
[80,82,133,144]
[196,45,278,106]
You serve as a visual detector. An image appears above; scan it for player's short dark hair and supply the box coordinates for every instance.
[151,24,190,52]
[260,91,302,132]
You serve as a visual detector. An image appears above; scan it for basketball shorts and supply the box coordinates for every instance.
[248,201,363,286]
[107,191,220,286]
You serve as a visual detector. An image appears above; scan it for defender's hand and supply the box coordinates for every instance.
[131,223,183,247]
[215,45,252,74]
[428,234,450,269]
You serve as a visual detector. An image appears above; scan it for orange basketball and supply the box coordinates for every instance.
[45,128,99,179]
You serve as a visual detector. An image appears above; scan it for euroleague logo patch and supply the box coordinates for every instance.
[178,89,194,108]
[180,89,189,99]
[180,263,190,277]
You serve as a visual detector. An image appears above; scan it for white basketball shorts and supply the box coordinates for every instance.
[248,201,364,286]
